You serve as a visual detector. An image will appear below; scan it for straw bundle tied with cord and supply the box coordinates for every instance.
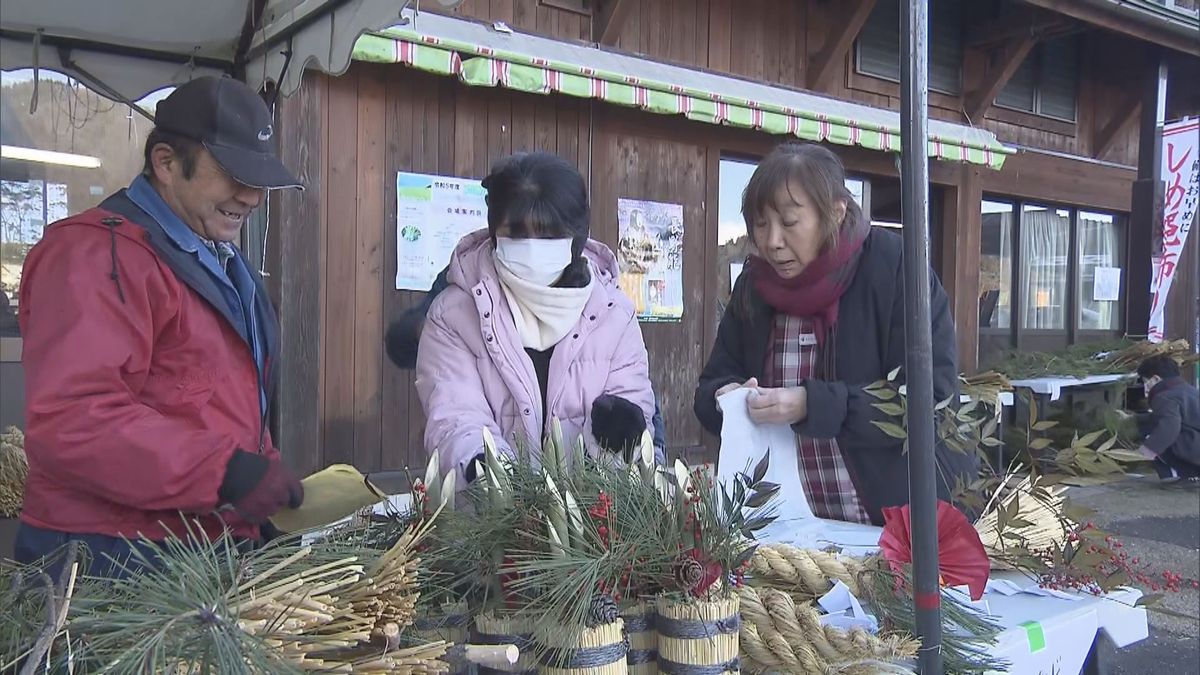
[621,600,659,675]
[656,594,741,675]
[475,611,539,675]
[539,618,628,675]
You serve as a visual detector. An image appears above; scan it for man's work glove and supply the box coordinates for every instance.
[591,394,648,461]
[219,451,304,524]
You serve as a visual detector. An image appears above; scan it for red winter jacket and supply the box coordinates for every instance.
[17,191,281,542]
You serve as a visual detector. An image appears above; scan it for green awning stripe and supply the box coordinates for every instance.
[351,30,1011,169]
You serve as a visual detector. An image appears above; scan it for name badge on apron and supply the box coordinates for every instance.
[798,333,818,347]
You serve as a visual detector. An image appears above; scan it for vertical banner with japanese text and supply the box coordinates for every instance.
[1148,119,1200,342]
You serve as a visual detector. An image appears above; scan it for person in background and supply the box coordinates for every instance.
[384,268,669,458]
[694,142,976,526]
[414,152,656,482]
[1135,356,1200,481]
[15,77,304,578]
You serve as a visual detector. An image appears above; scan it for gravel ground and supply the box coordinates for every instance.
[1070,476,1200,673]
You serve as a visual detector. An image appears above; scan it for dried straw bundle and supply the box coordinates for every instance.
[737,586,918,675]
[415,599,471,653]
[621,600,658,675]
[655,594,741,675]
[475,611,538,674]
[974,473,1071,568]
[749,545,867,597]
[0,426,27,517]
[538,619,627,675]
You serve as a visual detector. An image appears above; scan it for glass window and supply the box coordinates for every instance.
[856,0,964,95]
[1019,204,1071,330]
[995,36,1080,122]
[979,200,1014,330]
[0,71,172,336]
[1077,211,1124,331]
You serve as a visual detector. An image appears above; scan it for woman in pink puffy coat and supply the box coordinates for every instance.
[415,152,656,482]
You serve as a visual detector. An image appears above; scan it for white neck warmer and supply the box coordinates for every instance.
[494,257,594,351]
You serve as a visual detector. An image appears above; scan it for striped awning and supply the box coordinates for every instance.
[351,10,1012,170]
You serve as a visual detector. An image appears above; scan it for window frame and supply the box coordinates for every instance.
[993,38,1081,124]
[978,194,1128,363]
[853,0,964,97]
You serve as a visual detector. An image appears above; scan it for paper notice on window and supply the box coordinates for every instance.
[1093,267,1121,302]
[715,388,814,522]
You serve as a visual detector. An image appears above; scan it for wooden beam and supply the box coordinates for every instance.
[964,34,1038,123]
[966,10,1073,50]
[593,0,635,45]
[1093,92,1141,160]
[1020,0,1200,58]
[806,0,877,92]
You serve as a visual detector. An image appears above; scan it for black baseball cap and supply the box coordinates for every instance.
[155,76,302,190]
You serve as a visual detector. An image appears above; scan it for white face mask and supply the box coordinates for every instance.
[494,237,574,286]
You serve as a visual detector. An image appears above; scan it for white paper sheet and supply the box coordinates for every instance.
[817,580,879,633]
[1093,266,1122,302]
[716,387,814,521]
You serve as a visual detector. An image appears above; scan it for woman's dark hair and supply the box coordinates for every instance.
[142,128,202,180]
[729,142,864,318]
[1138,355,1181,380]
[741,142,862,253]
[481,152,591,286]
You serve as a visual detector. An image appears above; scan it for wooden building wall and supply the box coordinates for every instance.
[268,0,1196,473]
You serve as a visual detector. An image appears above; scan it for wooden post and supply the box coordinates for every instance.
[940,167,983,374]
[1127,49,1168,338]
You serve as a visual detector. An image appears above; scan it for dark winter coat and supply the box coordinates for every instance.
[694,228,977,525]
[1141,377,1200,466]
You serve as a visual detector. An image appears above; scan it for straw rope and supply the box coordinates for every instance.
[749,545,868,596]
[737,586,918,675]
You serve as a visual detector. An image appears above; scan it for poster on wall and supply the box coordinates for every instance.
[1148,118,1200,342]
[617,198,684,322]
[395,172,488,291]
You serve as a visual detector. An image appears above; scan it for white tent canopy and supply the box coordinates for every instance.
[0,0,417,104]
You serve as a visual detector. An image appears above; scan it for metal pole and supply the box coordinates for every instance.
[899,1,942,672]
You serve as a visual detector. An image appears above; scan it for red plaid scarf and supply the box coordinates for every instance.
[765,314,870,524]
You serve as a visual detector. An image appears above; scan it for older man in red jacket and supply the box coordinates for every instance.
[15,77,304,578]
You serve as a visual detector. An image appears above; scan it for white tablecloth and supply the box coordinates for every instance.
[765,518,1149,675]
[1007,374,1133,401]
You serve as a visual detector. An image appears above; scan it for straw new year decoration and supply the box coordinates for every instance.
[538,619,628,675]
[475,611,538,675]
[655,595,741,675]
[737,585,918,675]
[749,545,865,596]
[622,600,658,675]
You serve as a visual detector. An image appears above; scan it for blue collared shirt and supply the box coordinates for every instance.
[126,176,266,415]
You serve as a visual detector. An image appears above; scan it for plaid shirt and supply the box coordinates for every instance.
[765,314,871,524]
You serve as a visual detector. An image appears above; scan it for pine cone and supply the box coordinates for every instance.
[587,593,619,627]
[673,556,705,592]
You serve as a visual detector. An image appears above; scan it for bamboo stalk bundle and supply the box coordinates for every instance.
[474,612,538,675]
[621,600,658,675]
[538,619,628,675]
[737,586,918,675]
[749,545,866,597]
[655,594,740,675]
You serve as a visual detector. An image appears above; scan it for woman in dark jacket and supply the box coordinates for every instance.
[694,142,976,526]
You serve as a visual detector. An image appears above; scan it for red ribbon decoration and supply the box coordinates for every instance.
[878,500,990,601]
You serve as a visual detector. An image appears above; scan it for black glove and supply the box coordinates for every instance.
[219,451,304,525]
[591,394,648,461]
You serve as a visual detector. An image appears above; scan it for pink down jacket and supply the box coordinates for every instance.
[415,230,655,481]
